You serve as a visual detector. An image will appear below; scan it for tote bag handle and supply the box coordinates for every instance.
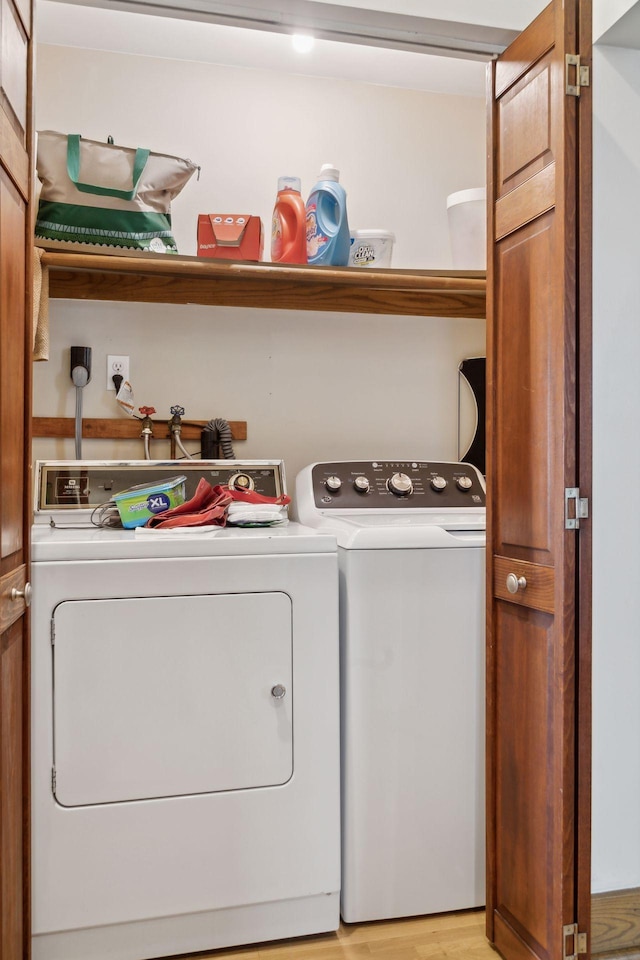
[66,134,150,200]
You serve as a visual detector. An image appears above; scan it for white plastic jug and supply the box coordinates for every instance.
[446,188,486,269]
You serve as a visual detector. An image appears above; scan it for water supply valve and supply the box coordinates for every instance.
[168,405,193,460]
[169,404,185,435]
[139,406,156,436]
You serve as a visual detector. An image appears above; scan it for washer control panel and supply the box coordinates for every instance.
[309,461,485,510]
[35,460,286,512]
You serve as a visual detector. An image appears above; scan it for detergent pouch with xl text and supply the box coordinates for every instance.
[113,476,187,528]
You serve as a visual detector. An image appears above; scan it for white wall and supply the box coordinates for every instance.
[34,44,485,267]
[591,43,640,893]
[594,0,640,41]
[33,43,486,487]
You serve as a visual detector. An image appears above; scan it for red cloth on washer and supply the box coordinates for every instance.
[222,487,290,507]
[145,480,291,529]
[145,479,231,529]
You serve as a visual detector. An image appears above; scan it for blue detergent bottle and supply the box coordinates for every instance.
[305,163,350,266]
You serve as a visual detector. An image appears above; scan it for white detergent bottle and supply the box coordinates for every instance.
[305,163,350,266]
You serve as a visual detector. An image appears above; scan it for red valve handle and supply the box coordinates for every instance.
[138,406,156,416]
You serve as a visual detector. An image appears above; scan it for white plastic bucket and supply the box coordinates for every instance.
[446,188,486,269]
[348,229,395,268]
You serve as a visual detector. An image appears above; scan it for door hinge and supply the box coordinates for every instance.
[51,767,57,794]
[565,487,589,529]
[50,619,55,645]
[563,923,588,960]
[566,54,590,96]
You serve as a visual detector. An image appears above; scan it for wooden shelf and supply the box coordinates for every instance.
[40,246,486,319]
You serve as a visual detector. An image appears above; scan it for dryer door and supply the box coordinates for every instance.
[52,592,293,806]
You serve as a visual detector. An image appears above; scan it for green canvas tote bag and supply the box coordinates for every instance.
[35,131,199,253]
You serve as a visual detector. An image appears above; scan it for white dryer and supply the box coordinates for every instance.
[296,459,486,923]
[31,461,340,960]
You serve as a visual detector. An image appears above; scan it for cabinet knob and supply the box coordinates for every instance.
[506,573,527,595]
[271,684,286,700]
[11,583,32,607]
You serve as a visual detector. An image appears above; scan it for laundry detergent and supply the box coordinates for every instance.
[305,163,350,266]
[271,175,307,264]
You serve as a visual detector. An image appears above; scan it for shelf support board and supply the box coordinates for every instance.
[33,417,247,442]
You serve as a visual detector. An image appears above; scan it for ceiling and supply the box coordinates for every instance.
[596,1,640,47]
[37,0,548,98]
[302,0,548,31]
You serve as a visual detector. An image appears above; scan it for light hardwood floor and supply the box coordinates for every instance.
[173,909,497,960]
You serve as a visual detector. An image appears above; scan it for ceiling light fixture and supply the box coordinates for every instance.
[292,33,314,53]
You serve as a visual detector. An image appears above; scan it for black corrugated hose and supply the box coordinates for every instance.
[206,418,236,459]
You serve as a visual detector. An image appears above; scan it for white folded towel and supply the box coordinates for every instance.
[227,502,289,526]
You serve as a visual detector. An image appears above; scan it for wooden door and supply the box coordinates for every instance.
[0,0,33,955]
[486,2,591,960]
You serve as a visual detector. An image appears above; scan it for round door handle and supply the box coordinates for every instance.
[271,684,286,699]
[11,583,32,607]
[506,573,527,595]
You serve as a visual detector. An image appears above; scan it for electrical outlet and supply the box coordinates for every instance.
[107,355,130,390]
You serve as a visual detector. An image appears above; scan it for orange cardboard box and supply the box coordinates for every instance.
[197,214,263,261]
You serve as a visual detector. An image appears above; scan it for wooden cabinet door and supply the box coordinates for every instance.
[486,2,591,960]
[0,0,33,955]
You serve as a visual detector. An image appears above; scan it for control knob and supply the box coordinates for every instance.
[325,475,342,492]
[388,472,413,496]
[430,475,447,492]
[354,476,370,494]
[229,472,254,492]
[456,476,473,491]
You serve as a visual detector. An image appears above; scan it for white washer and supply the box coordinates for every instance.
[296,459,486,923]
[31,461,340,960]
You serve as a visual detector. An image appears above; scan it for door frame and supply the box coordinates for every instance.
[576,0,592,946]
